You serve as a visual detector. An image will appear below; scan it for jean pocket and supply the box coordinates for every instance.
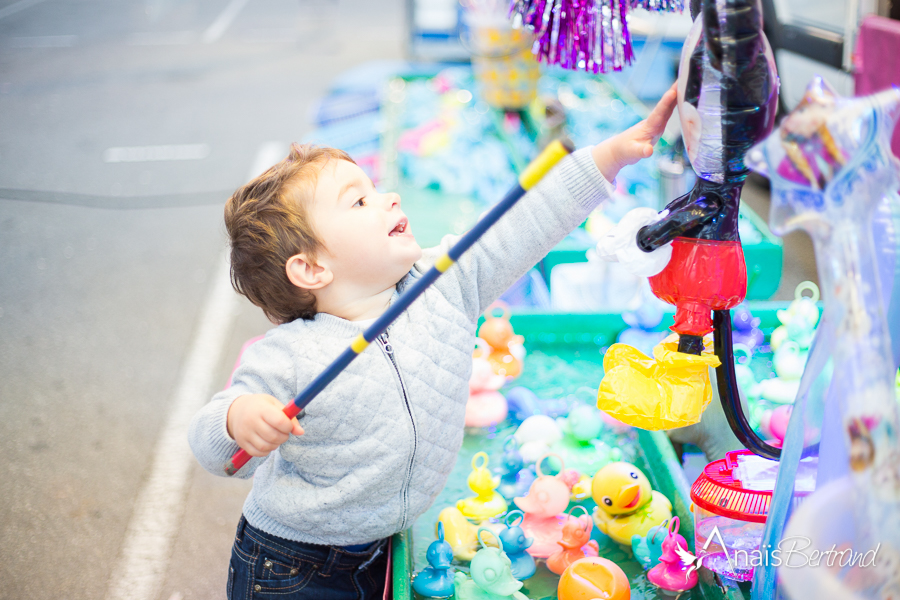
[249,550,317,597]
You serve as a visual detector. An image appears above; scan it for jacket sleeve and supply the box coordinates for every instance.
[188,327,299,479]
[420,146,615,322]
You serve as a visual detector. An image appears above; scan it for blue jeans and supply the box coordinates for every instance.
[227,516,388,600]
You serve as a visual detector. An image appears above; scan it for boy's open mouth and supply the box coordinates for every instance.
[389,218,409,236]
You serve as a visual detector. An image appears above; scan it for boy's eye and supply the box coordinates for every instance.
[353,198,366,207]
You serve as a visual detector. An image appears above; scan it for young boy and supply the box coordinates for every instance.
[189,88,677,600]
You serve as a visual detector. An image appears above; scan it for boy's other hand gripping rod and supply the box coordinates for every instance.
[225,139,574,475]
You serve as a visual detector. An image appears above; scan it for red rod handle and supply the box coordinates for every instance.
[224,403,302,476]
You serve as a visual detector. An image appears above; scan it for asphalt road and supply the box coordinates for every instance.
[0,1,405,599]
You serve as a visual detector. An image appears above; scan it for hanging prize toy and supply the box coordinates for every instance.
[497,511,537,580]
[513,454,572,557]
[631,519,670,571]
[754,76,900,600]
[509,0,683,74]
[413,522,457,599]
[557,556,631,600]
[595,0,781,457]
[769,281,820,352]
[591,461,672,545]
[546,506,601,575]
[454,529,531,600]
[457,452,509,520]
[647,517,699,592]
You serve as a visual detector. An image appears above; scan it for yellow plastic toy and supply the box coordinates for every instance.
[596,334,720,430]
[437,507,481,562]
[591,462,672,546]
[457,452,508,521]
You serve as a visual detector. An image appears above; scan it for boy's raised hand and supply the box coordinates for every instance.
[227,393,304,457]
[591,84,678,182]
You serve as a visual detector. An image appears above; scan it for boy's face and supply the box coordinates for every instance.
[310,159,422,290]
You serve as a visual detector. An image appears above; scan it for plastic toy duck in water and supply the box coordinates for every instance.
[497,511,536,580]
[454,529,531,600]
[647,517,699,593]
[437,507,480,562]
[477,303,525,379]
[457,452,508,520]
[413,522,456,598]
[591,462,672,546]
[465,356,509,427]
[513,454,571,558]
[546,506,601,575]
[631,520,670,571]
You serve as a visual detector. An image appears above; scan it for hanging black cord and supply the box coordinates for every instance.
[714,310,783,459]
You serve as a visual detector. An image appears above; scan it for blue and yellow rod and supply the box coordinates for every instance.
[225,139,573,475]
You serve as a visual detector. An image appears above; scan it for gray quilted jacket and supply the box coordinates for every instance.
[188,147,613,545]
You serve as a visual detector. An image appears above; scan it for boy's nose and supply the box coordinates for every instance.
[385,192,401,209]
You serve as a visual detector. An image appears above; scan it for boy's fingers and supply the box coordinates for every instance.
[291,419,304,436]
[646,87,678,133]
[260,404,295,434]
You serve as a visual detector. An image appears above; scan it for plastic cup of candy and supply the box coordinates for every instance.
[690,450,776,582]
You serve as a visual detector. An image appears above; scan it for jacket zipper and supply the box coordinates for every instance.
[377,331,417,531]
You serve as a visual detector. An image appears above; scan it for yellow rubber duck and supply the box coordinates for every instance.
[457,452,508,521]
[437,507,481,562]
[591,462,672,546]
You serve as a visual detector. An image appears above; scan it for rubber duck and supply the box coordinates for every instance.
[437,507,480,562]
[591,461,673,546]
[757,340,805,404]
[551,405,621,475]
[477,303,525,379]
[631,520,670,571]
[513,454,571,558]
[546,506,601,575]
[412,522,456,598]
[457,452,508,520]
[465,356,509,427]
[454,529,530,600]
[495,437,534,500]
[731,304,764,353]
[557,556,631,600]
[770,281,820,351]
[505,386,569,423]
[648,517,699,593]
[513,415,563,463]
[498,511,536,580]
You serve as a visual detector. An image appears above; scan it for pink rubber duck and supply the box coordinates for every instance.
[465,355,509,428]
[647,517,699,593]
[546,506,601,575]
[513,454,571,558]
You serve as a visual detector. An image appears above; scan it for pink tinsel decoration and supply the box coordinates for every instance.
[509,0,684,73]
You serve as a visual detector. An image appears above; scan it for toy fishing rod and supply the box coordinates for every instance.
[224,139,574,475]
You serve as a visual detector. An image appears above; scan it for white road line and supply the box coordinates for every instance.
[202,0,251,44]
[103,144,211,163]
[0,0,47,21]
[103,142,283,600]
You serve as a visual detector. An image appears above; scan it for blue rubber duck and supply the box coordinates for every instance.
[498,511,536,580]
[412,522,456,598]
[495,438,534,500]
[631,519,670,571]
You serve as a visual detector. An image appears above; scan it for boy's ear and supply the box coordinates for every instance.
[285,253,333,290]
